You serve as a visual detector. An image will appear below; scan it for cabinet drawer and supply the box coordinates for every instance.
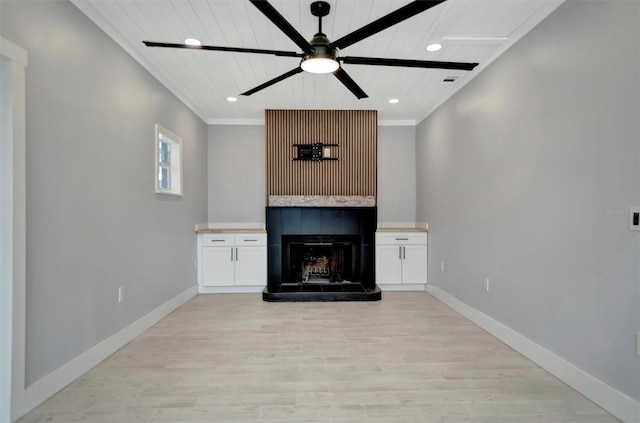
[376,232,427,245]
[235,234,267,246]
[202,234,234,246]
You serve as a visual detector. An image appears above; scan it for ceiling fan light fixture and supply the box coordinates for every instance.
[184,38,201,46]
[301,54,339,74]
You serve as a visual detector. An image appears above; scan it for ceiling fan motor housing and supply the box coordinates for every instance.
[308,33,337,59]
[301,33,339,73]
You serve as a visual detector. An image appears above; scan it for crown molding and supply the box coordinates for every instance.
[207,118,417,127]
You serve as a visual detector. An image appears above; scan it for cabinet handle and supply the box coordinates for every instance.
[210,239,226,242]
[230,248,234,261]
[399,246,402,260]
[395,237,409,241]
[243,239,258,242]
[235,247,238,261]
[403,246,406,260]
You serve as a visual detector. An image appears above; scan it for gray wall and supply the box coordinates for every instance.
[416,0,640,400]
[377,126,416,224]
[1,1,208,385]
[208,124,265,224]
[207,124,417,224]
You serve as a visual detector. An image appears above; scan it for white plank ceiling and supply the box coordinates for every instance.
[72,0,564,125]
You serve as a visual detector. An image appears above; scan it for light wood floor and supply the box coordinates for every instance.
[17,292,619,423]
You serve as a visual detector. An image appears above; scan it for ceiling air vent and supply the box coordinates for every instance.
[442,76,459,84]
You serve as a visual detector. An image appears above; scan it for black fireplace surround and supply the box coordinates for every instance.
[264,207,381,301]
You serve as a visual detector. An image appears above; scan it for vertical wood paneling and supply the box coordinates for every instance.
[265,110,377,201]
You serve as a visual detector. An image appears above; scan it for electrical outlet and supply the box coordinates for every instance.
[483,277,490,292]
[441,261,445,272]
[630,207,640,231]
[118,286,124,303]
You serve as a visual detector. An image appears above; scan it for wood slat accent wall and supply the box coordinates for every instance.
[265,109,377,201]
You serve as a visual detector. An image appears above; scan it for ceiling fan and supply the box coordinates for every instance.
[143,0,479,99]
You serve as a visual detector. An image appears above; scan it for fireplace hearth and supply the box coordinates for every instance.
[264,207,380,302]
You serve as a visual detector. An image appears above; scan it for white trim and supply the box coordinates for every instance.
[425,285,640,423]
[12,285,197,420]
[0,37,27,423]
[208,119,265,126]
[0,57,12,423]
[155,124,183,196]
[378,120,416,127]
[0,38,28,67]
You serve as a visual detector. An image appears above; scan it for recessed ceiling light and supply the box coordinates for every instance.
[388,98,399,104]
[426,43,442,52]
[184,38,201,46]
[226,96,238,102]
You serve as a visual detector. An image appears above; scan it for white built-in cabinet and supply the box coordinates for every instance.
[198,232,267,292]
[375,231,427,290]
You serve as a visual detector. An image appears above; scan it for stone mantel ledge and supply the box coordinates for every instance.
[268,195,376,207]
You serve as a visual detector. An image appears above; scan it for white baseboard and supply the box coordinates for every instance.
[13,285,198,420]
[425,285,640,423]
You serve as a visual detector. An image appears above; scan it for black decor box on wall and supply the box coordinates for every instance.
[264,206,379,301]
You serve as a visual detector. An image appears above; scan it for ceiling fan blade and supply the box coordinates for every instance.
[249,0,312,53]
[143,41,303,58]
[329,0,446,51]
[241,67,304,96]
[333,68,368,99]
[341,56,479,71]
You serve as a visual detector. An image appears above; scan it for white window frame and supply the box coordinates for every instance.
[155,124,183,196]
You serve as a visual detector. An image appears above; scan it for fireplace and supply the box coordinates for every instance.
[264,207,380,301]
[282,235,360,283]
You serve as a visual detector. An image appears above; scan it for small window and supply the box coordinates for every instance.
[155,124,183,196]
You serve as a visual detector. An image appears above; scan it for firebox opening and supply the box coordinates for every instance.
[282,235,360,284]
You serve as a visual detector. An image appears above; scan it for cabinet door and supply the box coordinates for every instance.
[202,247,234,286]
[234,246,267,286]
[401,244,427,284]
[375,244,402,284]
